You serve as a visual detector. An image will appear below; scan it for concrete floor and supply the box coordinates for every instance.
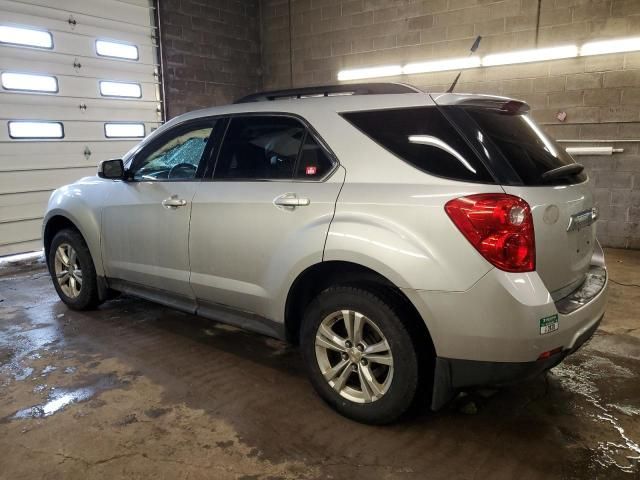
[0,249,639,480]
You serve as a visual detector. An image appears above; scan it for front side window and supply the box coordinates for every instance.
[214,116,305,180]
[341,107,494,183]
[131,124,214,181]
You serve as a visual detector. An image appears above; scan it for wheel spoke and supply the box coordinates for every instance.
[73,272,83,286]
[315,323,347,352]
[342,310,354,342]
[357,365,373,402]
[56,270,69,279]
[352,312,365,344]
[56,248,69,267]
[365,339,390,355]
[360,364,384,398]
[69,276,77,293]
[324,359,352,392]
[68,248,77,267]
[365,353,393,366]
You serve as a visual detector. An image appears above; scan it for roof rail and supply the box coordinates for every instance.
[234,82,422,104]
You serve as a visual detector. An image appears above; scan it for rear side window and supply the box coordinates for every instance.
[295,134,334,179]
[341,107,494,183]
[463,109,586,185]
[214,116,304,180]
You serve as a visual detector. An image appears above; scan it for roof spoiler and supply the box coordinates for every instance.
[234,83,422,103]
[430,93,530,114]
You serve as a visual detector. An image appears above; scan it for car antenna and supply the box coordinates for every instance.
[447,36,482,93]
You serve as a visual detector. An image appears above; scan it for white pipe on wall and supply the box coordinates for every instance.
[565,146,624,156]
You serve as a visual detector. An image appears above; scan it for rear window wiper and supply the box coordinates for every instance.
[541,163,584,182]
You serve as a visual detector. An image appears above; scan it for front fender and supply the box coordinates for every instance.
[43,177,106,276]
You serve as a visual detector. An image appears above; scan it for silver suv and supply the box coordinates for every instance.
[43,83,608,424]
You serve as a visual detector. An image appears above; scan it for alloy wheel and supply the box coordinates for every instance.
[315,309,394,403]
[54,243,83,299]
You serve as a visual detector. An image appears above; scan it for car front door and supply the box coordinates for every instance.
[189,114,345,321]
[101,119,221,305]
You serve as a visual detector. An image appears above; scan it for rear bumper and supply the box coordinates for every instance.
[401,244,608,410]
[431,314,601,409]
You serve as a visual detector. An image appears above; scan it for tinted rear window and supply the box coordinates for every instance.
[342,107,494,183]
[464,109,586,186]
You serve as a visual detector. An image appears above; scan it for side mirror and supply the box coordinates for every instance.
[98,159,125,179]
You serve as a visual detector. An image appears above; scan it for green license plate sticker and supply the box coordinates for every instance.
[540,314,559,335]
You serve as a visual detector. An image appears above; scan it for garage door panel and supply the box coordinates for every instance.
[0,194,48,223]
[0,190,52,225]
[0,46,158,79]
[0,4,156,47]
[0,92,160,117]
[27,30,157,65]
[0,147,139,172]
[0,76,159,102]
[0,217,41,243]
[0,100,160,122]
[0,239,42,256]
[0,166,97,195]
[3,0,154,28]
[0,139,139,158]
[0,120,160,142]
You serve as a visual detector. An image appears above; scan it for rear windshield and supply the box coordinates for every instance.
[463,109,586,186]
[341,107,494,183]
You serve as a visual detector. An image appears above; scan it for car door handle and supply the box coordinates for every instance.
[274,193,310,208]
[162,196,188,208]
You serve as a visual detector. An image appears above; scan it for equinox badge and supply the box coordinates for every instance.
[567,207,598,232]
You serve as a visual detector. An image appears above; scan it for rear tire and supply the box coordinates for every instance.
[48,229,101,311]
[301,286,421,424]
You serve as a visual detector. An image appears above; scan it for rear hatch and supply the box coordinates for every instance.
[433,94,596,296]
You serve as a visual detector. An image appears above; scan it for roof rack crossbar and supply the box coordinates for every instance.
[234,83,421,104]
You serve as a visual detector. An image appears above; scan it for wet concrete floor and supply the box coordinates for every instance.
[0,248,639,479]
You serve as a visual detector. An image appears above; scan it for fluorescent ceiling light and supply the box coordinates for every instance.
[99,81,142,98]
[105,123,145,138]
[9,121,63,139]
[1,72,58,92]
[580,36,640,56]
[334,36,640,81]
[0,25,53,49]
[96,40,138,60]
[482,45,578,67]
[403,56,481,75]
[337,65,402,81]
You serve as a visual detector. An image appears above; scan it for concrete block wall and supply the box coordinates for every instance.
[261,0,640,248]
[158,0,261,118]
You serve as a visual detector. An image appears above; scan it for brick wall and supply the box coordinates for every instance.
[261,0,640,248]
[158,0,261,118]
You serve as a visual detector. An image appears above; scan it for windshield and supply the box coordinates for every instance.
[463,108,586,186]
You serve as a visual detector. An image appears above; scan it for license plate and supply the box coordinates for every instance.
[540,314,559,335]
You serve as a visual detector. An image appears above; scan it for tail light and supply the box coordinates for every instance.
[445,193,535,273]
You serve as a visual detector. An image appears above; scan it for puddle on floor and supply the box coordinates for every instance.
[551,355,640,474]
[10,374,122,420]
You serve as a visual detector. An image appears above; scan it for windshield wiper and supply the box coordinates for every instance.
[541,163,584,182]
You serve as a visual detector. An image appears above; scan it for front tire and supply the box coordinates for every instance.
[301,286,421,424]
[48,229,101,310]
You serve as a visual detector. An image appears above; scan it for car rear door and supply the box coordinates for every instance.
[188,114,345,320]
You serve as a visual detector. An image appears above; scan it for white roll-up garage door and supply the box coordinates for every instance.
[0,0,162,256]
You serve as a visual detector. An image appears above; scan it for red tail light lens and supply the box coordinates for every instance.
[445,194,535,272]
